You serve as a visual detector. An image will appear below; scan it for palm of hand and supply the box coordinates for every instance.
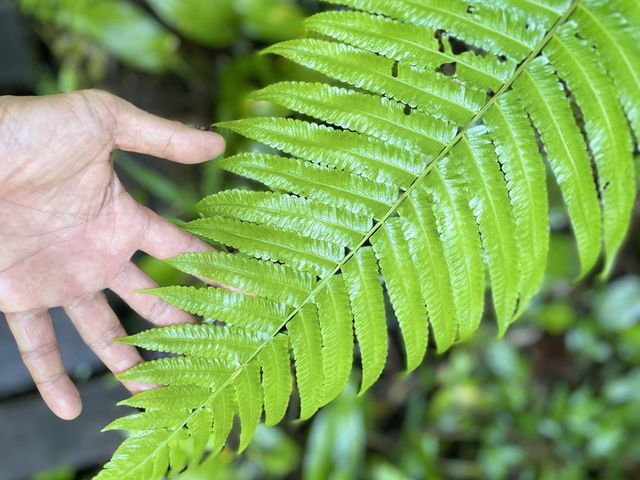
[0,91,224,419]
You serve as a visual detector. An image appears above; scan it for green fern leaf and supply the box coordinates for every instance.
[325,0,544,59]
[251,82,455,156]
[117,324,267,363]
[103,410,188,433]
[484,93,549,315]
[454,127,520,335]
[573,0,640,138]
[168,251,314,306]
[343,247,388,393]
[421,163,485,343]
[183,216,344,276]
[143,285,287,332]
[118,385,211,411]
[197,190,370,247]
[168,429,189,475]
[117,356,234,387]
[483,0,568,24]
[288,304,324,420]
[399,188,457,352]
[96,430,172,480]
[546,23,636,276]
[217,118,423,188]
[313,274,354,405]
[210,387,235,455]
[515,56,602,276]
[98,1,639,477]
[371,219,428,372]
[304,10,513,91]
[187,406,213,467]
[218,153,398,218]
[233,365,263,452]
[258,333,292,427]
[264,39,483,125]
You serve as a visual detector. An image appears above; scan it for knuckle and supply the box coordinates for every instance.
[20,340,59,361]
[147,298,172,323]
[87,323,124,351]
[68,292,97,311]
[110,263,131,289]
[34,370,67,388]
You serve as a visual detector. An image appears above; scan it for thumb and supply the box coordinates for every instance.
[106,92,225,164]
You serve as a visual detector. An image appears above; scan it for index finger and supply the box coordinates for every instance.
[139,206,213,260]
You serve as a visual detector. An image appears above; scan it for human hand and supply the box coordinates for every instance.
[0,90,224,420]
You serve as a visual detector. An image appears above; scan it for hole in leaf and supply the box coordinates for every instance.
[403,104,413,116]
[391,61,399,78]
[448,36,469,55]
[434,30,446,53]
[603,181,611,191]
[497,54,508,63]
[437,61,457,76]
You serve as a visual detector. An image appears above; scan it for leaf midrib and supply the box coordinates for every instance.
[120,1,580,476]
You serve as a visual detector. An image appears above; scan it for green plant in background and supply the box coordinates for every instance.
[19,0,307,79]
[18,0,313,206]
[85,0,640,478]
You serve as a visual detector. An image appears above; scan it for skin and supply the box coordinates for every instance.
[0,90,225,420]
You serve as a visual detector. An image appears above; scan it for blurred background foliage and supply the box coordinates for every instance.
[4,0,640,478]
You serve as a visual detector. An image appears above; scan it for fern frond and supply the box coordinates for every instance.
[313,274,354,405]
[143,285,287,332]
[371,219,428,372]
[197,190,370,247]
[183,216,344,277]
[168,251,314,306]
[217,118,422,188]
[546,23,636,276]
[304,10,513,91]
[117,356,234,387]
[218,153,398,218]
[264,39,483,125]
[96,431,172,480]
[251,82,455,156]
[103,411,187,433]
[257,333,292,427]
[118,385,211,411]
[515,56,602,276]
[484,93,549,315]
[99,1,639,477]
[325,0,544,59]
[342,247,388,393]
[187,406,213,466]
[117,324,267,363]
[420,163,485,344]
[210,387,235,455]
[233,365,262,452]
[453,126,520,335]
[482,0,569,24]
[399,187,458,352]
[288,305,324,420]
[573,1,640,138]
